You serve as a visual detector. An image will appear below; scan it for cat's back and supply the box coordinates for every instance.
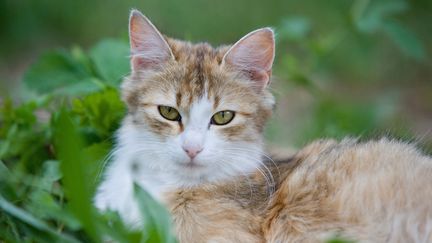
[265,138,432,242]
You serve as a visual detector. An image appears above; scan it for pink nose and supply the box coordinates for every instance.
[182,146,203,159]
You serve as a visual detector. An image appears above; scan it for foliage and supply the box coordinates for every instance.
[268,0,430,151]
[0,0,430,242]
[0,40,176,242]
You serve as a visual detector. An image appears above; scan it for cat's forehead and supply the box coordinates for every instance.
[167,39,229,66]
[168,40,229,104]
[125,38,268,116]
[150,40,258,110]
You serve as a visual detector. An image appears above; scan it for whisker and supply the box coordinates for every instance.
[216,158,254,201]
[216,152,275,199]
[225,147,281,181]
[95,147,118,183]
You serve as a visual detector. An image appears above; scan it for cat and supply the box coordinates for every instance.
[94,9,432,242]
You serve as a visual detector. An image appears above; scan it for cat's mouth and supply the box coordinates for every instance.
[176,160,205,170]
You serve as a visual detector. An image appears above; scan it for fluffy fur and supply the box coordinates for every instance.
[95,10,432,242]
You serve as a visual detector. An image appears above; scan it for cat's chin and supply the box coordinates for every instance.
[174,155,208,168]
[172,163,212,184]
[166,162,229,188]
[175,161,205,170]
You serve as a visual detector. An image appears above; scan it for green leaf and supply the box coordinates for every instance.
[353,0,408,33]
[278,55,316,91]
[23,50,94,95]
[53,77,104,96]
[0,159,10,178]
[297,96,398,145]
[0,99,51,170]
[278,16,311,41]
[383,20,426,60]
[98,211,144,243]
[83,141,112,187]
[26,189,81,230]
[89,39,130,85]
[71,88,125,140]
[42,160,62,183]
[0,194,80,243]
[53,109,100,242]
[326,235,355,243]
[134,184,177,243]
[38,160,62,191]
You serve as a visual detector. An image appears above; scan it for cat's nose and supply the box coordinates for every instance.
[182,145,203,159]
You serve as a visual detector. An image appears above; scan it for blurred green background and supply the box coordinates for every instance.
[0,0,431,242]
[1,0,431,148]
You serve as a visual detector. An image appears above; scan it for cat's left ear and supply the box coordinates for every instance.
[222,28,275,91]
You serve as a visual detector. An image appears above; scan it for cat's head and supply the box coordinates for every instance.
[120,10,275,187]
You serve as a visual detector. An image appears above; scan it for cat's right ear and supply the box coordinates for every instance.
[129,10,174,72]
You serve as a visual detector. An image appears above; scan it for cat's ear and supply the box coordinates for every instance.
[222,28,275,91]
[129,10,174,72]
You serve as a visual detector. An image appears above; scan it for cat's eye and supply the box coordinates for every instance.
[211,111,235,125]
[158,106,181,121]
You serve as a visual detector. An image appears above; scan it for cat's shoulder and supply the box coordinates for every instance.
[291,137,429,164]
[271,137,432,182]
[295,137,425,159]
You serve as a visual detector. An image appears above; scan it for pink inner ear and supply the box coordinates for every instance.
[129,10,174,72]
[223,28,275,90]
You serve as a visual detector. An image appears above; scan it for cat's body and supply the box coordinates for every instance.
[95,10,432,242]
[167,138,432,243]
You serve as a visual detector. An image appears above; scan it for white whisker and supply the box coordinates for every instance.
[216,158,255,201]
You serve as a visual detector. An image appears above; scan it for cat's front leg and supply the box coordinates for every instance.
[94,159,142,228]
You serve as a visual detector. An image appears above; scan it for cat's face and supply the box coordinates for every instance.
[119,10,275,187]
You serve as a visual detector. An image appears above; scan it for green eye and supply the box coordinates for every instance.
[158,106,181,121]
[211,110,235,125]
